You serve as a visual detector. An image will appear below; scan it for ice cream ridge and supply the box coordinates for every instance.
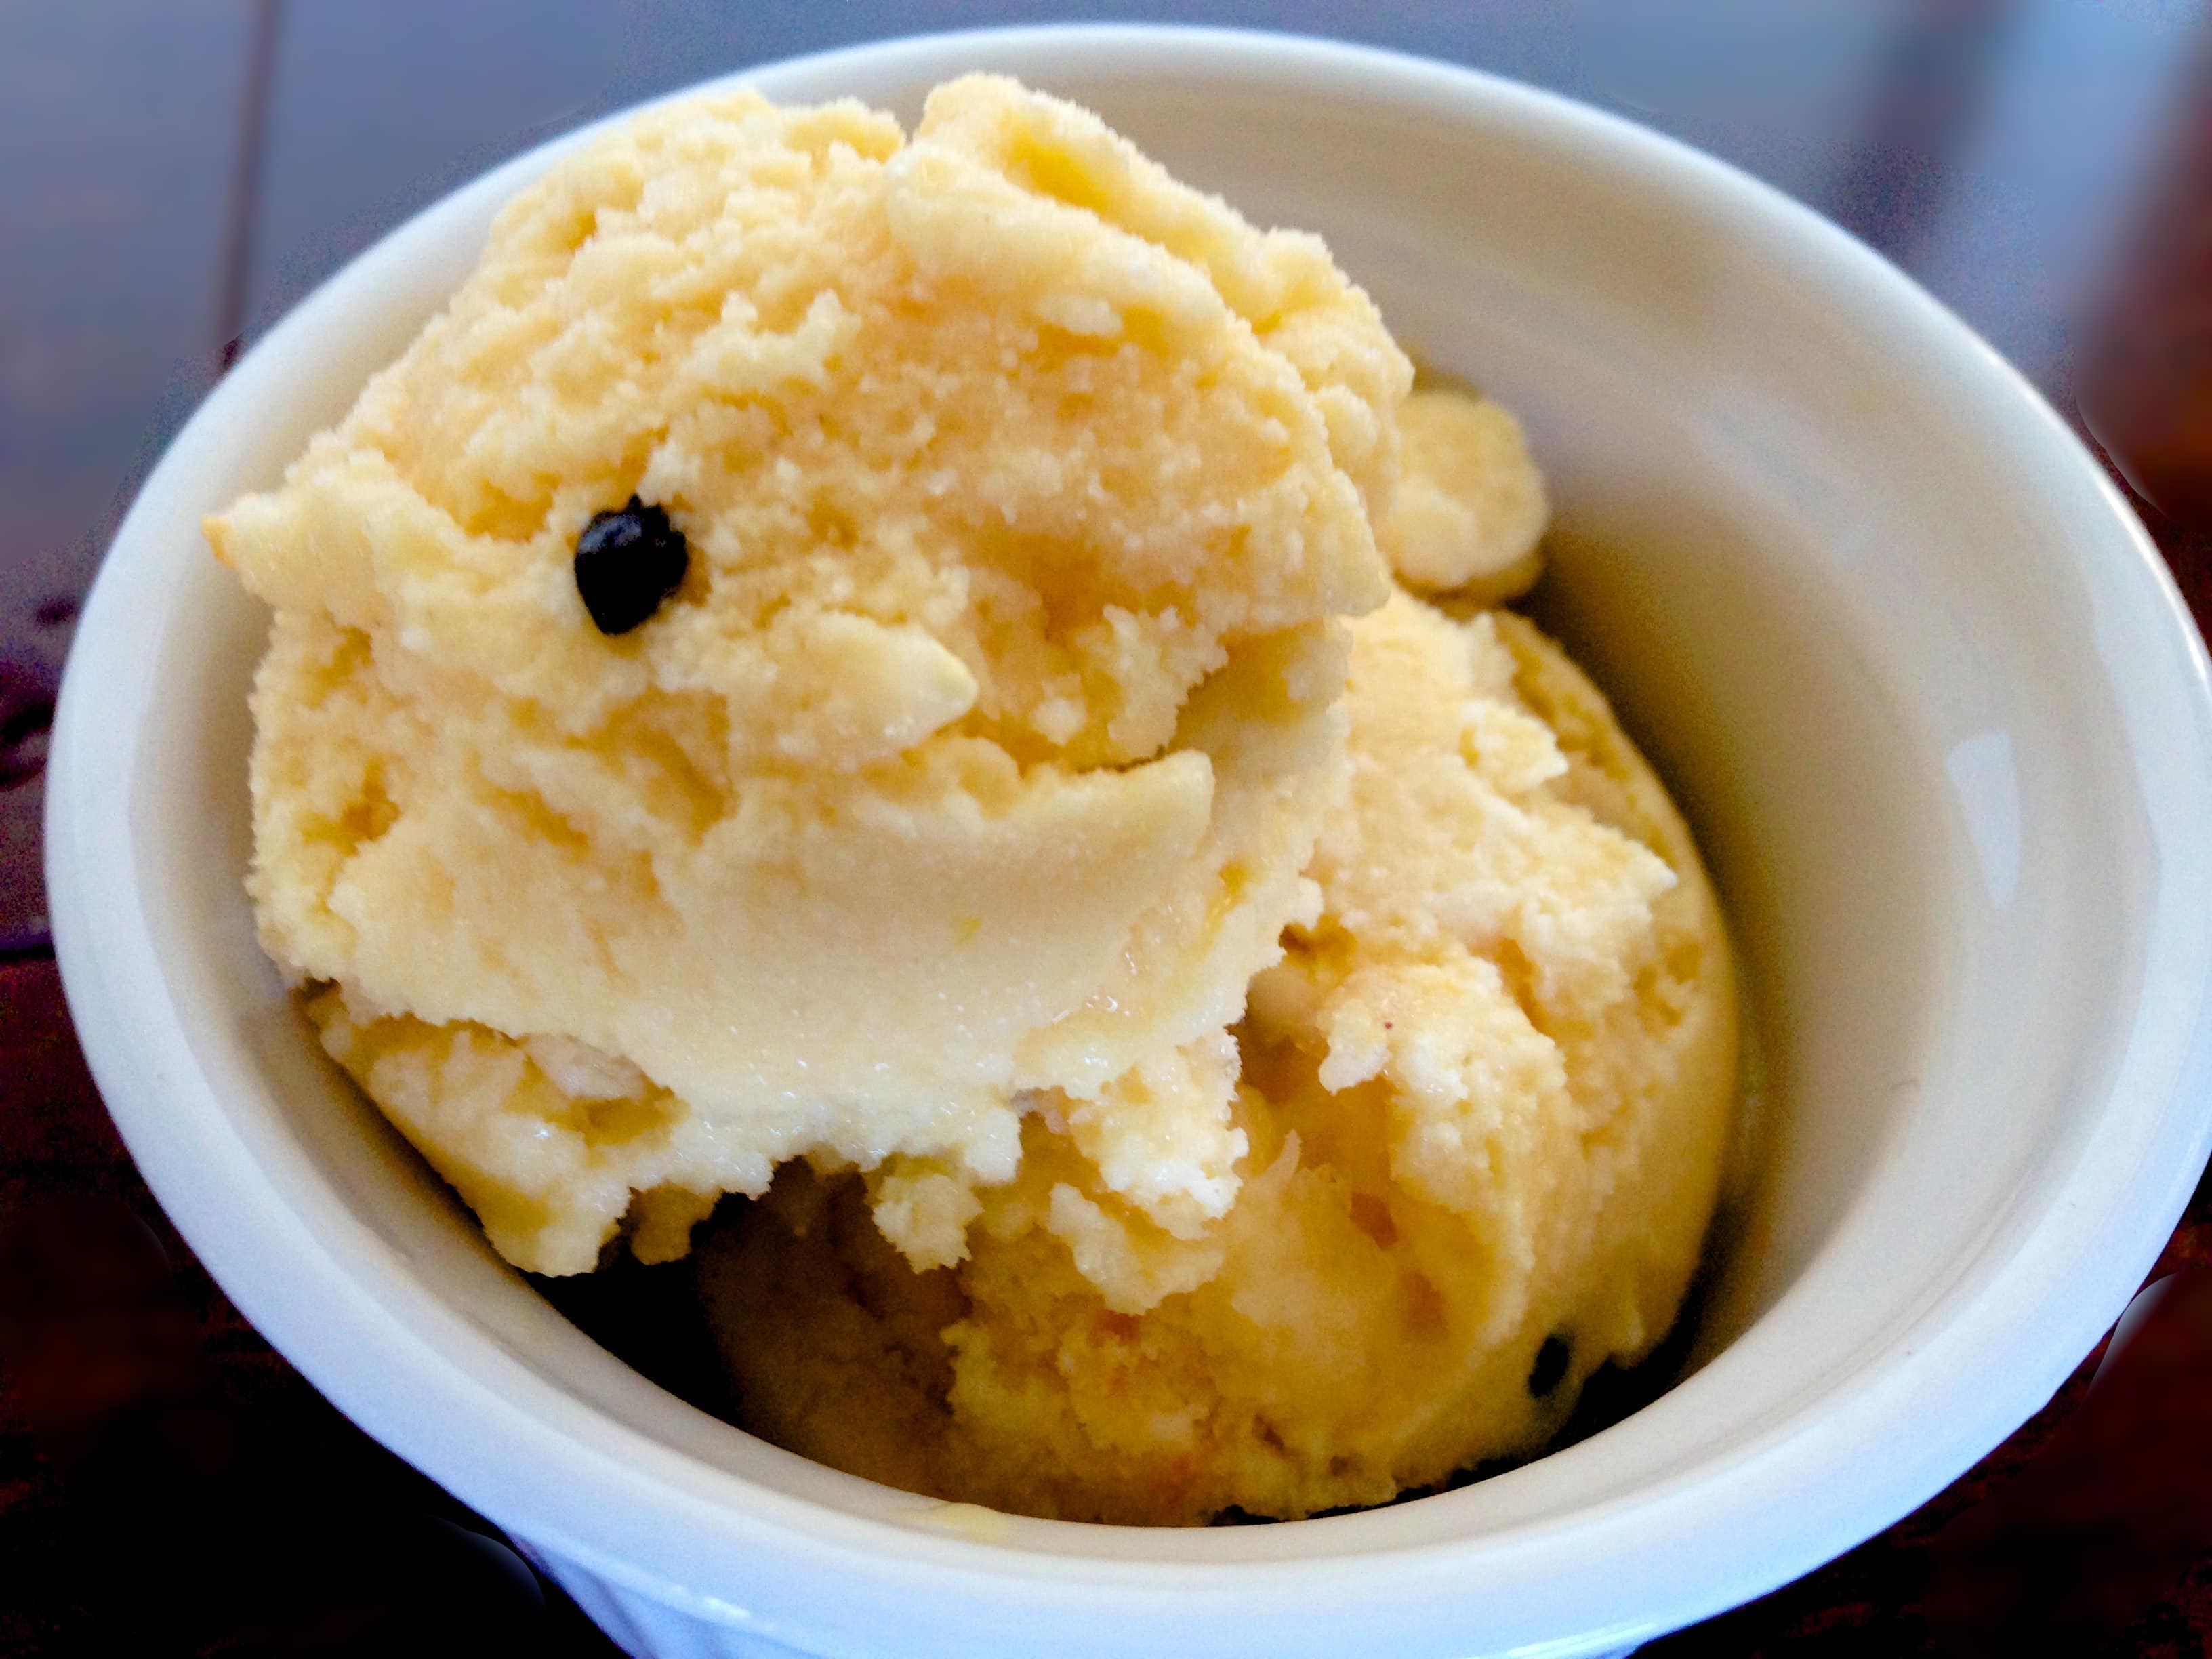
[209,75,1738,1526]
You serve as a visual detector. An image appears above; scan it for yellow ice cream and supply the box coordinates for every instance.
[212,68,1740,1525]
[705,590,1736,1523]
[1375,386,1548,604]
[209,77,1410,1274]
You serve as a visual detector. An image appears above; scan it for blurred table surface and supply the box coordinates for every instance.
[4,2,2211,1654]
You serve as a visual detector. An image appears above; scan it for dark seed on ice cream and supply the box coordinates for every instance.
[1529,1335,1571,1397]
[575,496,689,635]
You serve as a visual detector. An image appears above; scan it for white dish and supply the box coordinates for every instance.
[46,24,2212,1659]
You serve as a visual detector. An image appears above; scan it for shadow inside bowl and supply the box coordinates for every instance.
[527,1181,1732,1530]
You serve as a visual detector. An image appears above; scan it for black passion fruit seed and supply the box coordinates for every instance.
[574,495,688,635]
[1528,1334,1571,1397]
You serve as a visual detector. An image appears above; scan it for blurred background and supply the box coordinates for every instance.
[3,2,2209,1654]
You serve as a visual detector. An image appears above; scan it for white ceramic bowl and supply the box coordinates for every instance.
[45,24,2212,1659]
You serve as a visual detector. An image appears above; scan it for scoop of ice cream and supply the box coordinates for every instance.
[1374,387,1548,602]
[703,592,1737,1523]
[211,76,1410,1273]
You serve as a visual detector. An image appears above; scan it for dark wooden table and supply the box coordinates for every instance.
[5,3,2211,1653]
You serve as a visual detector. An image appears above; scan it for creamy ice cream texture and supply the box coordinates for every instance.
[212,75,1410,1274]
[210,74,1737,1524]
[707,592,1735,1523]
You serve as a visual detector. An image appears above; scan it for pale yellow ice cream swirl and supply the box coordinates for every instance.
[705,589,1737,1524]
[210,77,1412,1274]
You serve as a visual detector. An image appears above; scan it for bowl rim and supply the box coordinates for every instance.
[45,20,2212,1654]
